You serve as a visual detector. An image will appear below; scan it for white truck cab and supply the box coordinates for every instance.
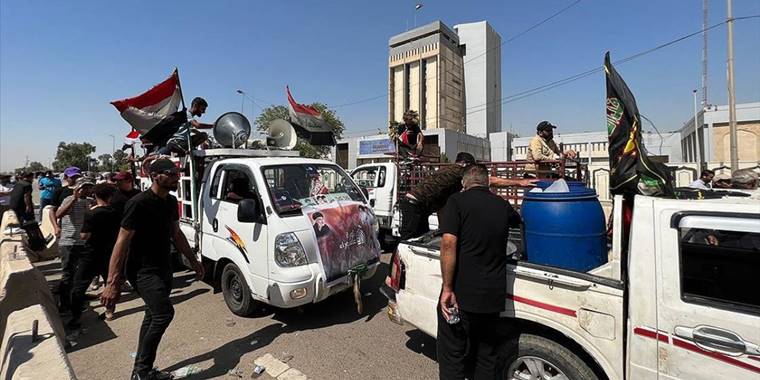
[145,149,381,316]
[383,194,760,379]
[351,163,398,245]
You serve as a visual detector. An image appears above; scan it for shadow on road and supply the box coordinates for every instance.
[404,329,437,362]
[165,323,286,379]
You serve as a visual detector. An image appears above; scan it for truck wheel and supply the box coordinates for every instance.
[221,263,259,317]
[502,334,598,380]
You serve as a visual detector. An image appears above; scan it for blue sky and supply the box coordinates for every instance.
[1,0,759,171]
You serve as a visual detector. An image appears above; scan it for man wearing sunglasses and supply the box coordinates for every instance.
[101,158,204,380]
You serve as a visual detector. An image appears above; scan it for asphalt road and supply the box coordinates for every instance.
[39,253,440,380]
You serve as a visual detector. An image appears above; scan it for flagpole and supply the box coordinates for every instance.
[129,128,138,186]
[175,68,200,253]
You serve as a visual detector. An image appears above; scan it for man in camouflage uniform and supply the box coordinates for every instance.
[398,152,535,240]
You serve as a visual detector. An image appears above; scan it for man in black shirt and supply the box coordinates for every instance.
[110,171,141,215]
[9,172,34,222]
[101,158,204,380]
[68,183,120,328]
[437,164,521,379]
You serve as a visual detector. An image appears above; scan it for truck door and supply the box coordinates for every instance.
[655,210,760,378]
[214,165,269,298]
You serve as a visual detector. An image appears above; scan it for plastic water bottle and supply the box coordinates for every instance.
[446,307,460,324]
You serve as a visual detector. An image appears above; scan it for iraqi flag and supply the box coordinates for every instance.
[605,52,673,197]
[111,70,187,145]
[286,86,336,146]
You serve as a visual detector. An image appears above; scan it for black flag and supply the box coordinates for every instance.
[605,52,674,197]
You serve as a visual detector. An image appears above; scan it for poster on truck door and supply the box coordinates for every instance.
[304,201,380,282]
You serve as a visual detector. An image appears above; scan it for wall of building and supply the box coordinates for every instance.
[488,131,515,161]
[454,21,502,138]
[680,102,760,163]
[388,21,465,133]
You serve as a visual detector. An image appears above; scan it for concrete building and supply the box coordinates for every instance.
[488,131,517,161]
[388,21,465,132]
[333,128,490,170]
[680,102,760,164]
[511,131,683,166]
[454,21,502,138]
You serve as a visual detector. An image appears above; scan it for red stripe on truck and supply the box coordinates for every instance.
[672,337,760,374]
[506,294,577,317]
[633,327,669,343]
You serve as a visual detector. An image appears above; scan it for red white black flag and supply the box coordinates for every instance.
[111,70,187,143]
[285,86,335,146]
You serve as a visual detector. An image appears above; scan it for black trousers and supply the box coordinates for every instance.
[69,254,109,323]
[398,198,430,240]
[130,271,175,376]
[437,305,501,380]
[58,245,85,311]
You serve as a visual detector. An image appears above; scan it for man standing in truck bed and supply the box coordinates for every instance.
[399,152,535,240]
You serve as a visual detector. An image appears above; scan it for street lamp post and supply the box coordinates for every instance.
[236,89,258,120]
[108,134,115,172]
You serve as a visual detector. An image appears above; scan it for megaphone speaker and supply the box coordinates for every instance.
[267,119,298,149]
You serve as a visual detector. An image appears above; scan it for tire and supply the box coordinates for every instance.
[502,334,599,380]
[221,263,259,317]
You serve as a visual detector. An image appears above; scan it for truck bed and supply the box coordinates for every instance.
[389,230,625,379]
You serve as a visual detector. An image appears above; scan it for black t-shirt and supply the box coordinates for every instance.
[110,187,141,215]
[9,180,32,213]
[439,186,521,313]
[81,206,121,260]
[121,190,179,276]
[397,123,421,148]
[52,186,74,208]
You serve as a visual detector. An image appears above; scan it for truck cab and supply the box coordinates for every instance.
[153,149,381,316]
[384,194,760,379]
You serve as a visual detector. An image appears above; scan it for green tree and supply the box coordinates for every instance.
[254,103,344,159]
[52,142,96,172]
[111,150,131,171]
[28,161,48,172]
[98,153,113,172]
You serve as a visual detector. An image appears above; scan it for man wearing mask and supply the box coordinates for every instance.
[55,177,94,313]
[101,159,204,380]
[525,121,577,177]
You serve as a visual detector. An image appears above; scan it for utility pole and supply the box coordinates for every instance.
[726,0,739,169]
[701,0,709,108]
[236,89,245,114]
[693,90,702,168]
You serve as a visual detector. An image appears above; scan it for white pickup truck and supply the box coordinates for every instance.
[382,194,760,379]
[143,149,381,316]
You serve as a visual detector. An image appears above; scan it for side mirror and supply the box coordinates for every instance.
[237,199,261,223]
[359,185,369,199]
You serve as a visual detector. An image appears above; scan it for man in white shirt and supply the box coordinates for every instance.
[688,169,714,190]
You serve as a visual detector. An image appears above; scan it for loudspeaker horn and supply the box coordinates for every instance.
[267,119,298,149]
[213,112,251,148]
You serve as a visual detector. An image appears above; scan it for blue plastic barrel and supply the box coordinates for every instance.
[521,185,606,272]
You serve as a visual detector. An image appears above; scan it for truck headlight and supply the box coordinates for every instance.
[275,233,308,267]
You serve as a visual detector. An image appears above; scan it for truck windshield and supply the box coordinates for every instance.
[262,164,365,214]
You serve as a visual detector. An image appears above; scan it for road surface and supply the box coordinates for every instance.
[39,253,439,380]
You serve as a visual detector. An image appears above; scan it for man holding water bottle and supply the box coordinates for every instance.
[437,164,522,379]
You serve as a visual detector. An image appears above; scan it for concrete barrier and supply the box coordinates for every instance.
[0,305,76,380]
[34,205,60,262]
[0,241,65,341]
